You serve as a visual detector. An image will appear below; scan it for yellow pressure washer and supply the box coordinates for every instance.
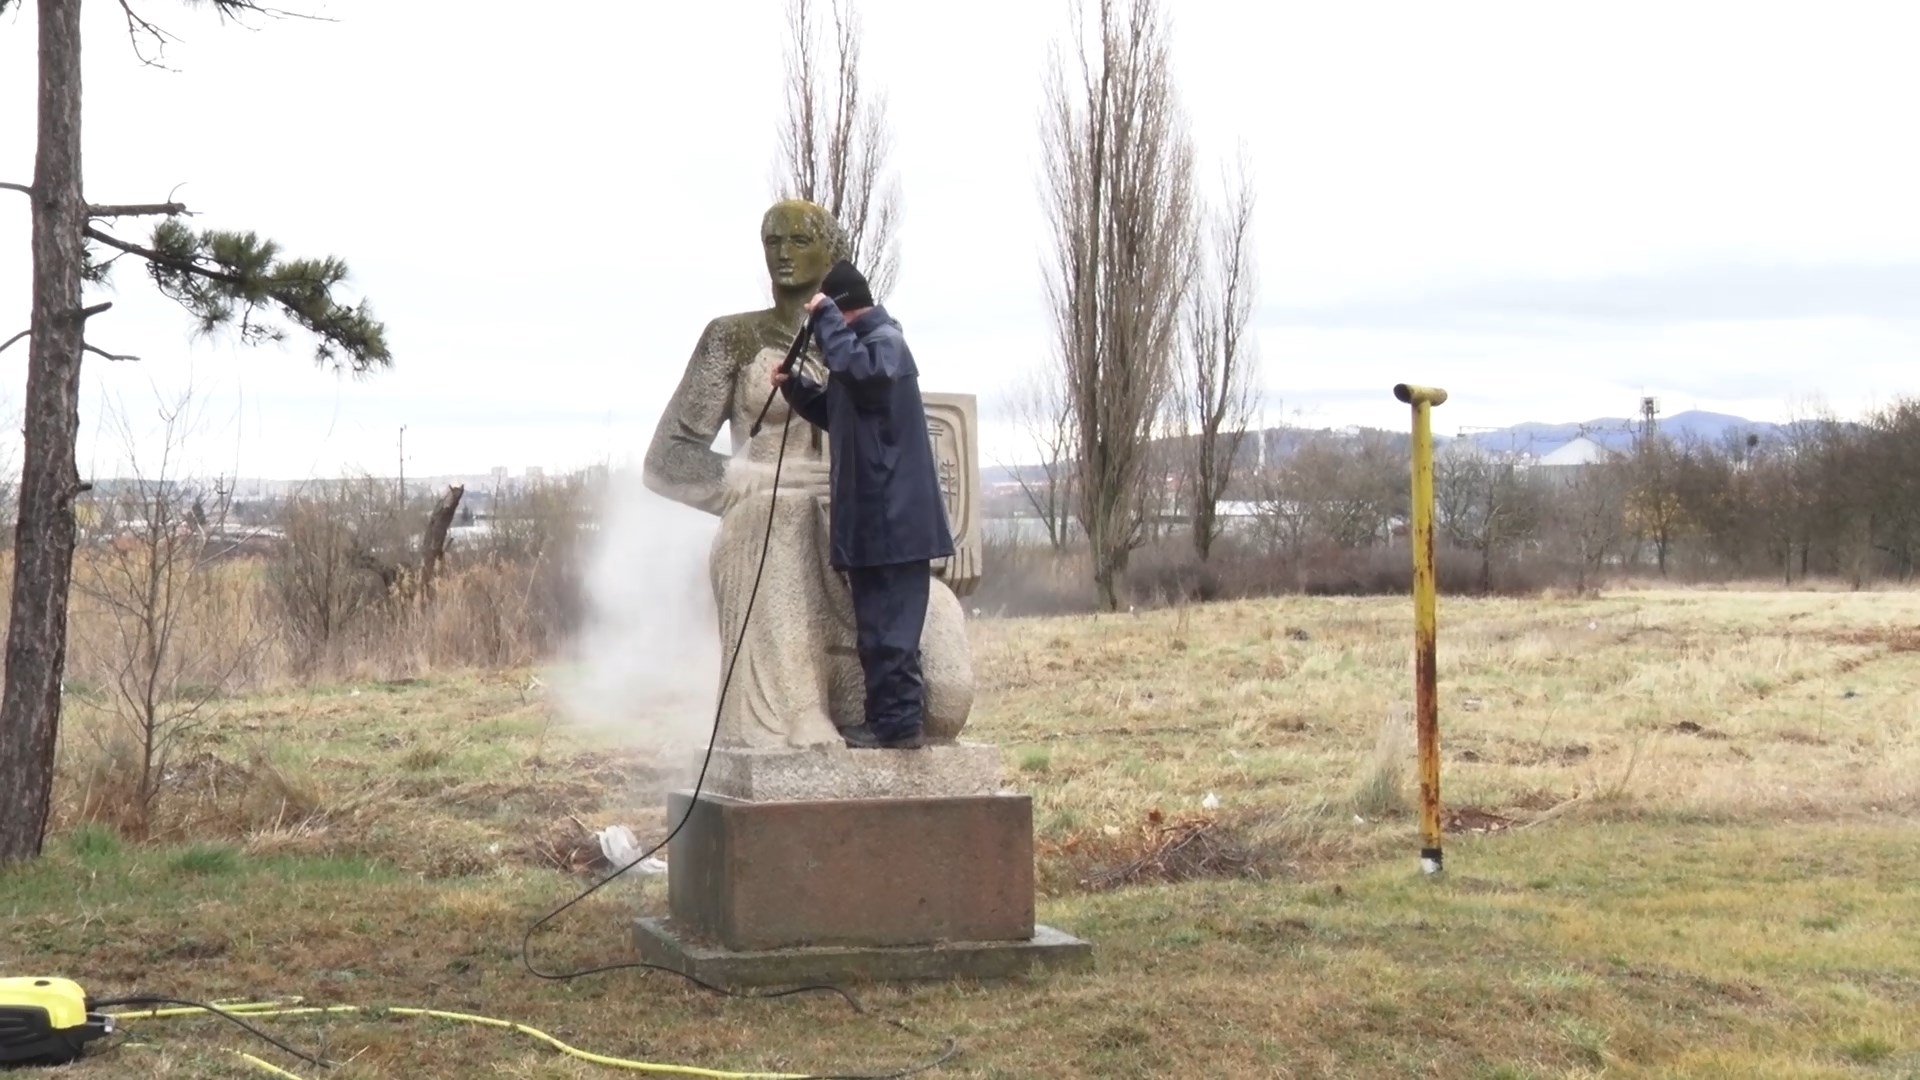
[0,978,115,1067]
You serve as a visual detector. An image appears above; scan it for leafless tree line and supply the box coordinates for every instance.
[980,397,1920,612]
[30,399,605,706]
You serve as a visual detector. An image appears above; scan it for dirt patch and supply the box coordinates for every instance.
[1508,788,1569,812]
[1444,807,1516,835]
[1611,964,1769,1008]
[1773,729,1830,746]
[1504,743,1593,766]
[1827,627,1920,653]
[1026,724,1206,742]
[432,778,607,817]
[558,749,678,790]
[1670,720,1731,741]
[156,936,230,962]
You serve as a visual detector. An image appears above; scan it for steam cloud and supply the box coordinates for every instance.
[552,465,721,762]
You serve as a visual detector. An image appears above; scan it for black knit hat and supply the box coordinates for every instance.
[821,259,874,311]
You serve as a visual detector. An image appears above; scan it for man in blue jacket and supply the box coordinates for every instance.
[772,259,954,750]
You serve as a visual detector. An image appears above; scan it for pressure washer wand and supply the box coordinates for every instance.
[748,293,846,439]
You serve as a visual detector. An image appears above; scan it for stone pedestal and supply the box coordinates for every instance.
[633,743,1092,988]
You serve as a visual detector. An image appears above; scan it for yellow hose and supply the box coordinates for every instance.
[231,1050,307,1078]
[106,1001,818,1079]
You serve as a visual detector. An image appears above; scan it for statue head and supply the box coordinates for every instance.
[761,199,845,298]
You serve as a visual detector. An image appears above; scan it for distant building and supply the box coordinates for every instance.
[1535,435,1615,470]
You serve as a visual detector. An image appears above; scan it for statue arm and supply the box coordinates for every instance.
[643,319,735,516]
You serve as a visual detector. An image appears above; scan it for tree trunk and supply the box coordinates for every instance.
[1192,498,1215,562]
[0,0,87,863]
[419,484,465,602]
[1093,560,1120,612]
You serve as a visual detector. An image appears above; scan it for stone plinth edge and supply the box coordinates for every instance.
[633,917,1092,989]
[698,740,1005,802]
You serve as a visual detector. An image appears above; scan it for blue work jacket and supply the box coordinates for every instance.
[778,302,956,571]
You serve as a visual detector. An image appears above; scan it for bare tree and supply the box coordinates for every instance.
[772,0,902,299]
[1434,446,1544,592]
[1249,460,1311,560]
[1039,0,1197,610]
[1863,398,1920,580]
[1171,150,1259,561]
[996,359,1078,550]
[1624,426,1690,575]
[69,386,266,837]
[1549,459,1631,593]
[0,0,389,862]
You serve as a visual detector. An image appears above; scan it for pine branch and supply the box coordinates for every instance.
[1,182,32,198]
[1,329,28,356]
[83,344,142,363]
[86,225,243,285]
[87,221,391,375]
[88,202,189,218]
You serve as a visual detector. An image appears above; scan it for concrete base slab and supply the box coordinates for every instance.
[633,917,1093,990]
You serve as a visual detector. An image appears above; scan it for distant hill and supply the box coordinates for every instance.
[1451,410,1785,456]
[985,410,1799,481]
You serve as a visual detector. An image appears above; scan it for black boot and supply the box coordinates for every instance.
[841,722,925,750]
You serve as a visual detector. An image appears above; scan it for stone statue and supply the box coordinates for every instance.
[643,199,974,750]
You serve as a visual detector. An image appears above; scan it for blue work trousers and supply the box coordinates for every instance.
[845,560,931,738]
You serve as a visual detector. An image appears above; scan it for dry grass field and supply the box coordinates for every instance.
[3,587,1917,1078]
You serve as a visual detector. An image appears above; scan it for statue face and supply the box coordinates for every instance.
[762,207,834,291]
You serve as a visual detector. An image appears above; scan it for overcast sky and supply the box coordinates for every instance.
[3,0,1917,481]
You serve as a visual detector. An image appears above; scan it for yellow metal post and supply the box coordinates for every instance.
[1393,383,1448,876]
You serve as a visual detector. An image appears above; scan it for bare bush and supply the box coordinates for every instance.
[264,475,408,670]
[457,471,596,654]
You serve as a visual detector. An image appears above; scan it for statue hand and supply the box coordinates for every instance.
[777,457,832,499]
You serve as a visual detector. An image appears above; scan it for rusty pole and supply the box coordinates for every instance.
[1394,383,1447,876]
